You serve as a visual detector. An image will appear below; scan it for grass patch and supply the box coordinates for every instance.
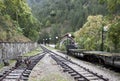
[23,47,43,56]
[0,63,4,69]
[0,59,16,69]
[0,47,42,69]
[9,59,16,64]
[47,46,55,50]
[45,45,58,51]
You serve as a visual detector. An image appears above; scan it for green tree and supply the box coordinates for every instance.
[99,0,120,13]
[28,0,108,40]
[74,15,104,50]
[0,0,5,15]
[3,0,41,41]
[108,21,120,52]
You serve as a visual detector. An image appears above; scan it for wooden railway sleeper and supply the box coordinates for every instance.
[74,76,82,79]
[0,54,45,81]
[63,69,71,72]
[68,70,75,74]
[71,73,78,76]
[61,65,69,69]
[42,46,109,81]
[77,78,88,81]
[72,62,109,81]
[52,53,108,81]
[51,55,89,81]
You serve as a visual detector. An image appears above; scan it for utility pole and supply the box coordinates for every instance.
[101,26,104,51]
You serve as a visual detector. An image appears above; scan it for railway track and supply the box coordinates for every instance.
[0,52,45,81]
[41,45,109,81]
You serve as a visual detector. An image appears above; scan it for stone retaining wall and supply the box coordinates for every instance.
[0,42,38,63]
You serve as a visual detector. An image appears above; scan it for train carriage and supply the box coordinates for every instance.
[66,44,120,68]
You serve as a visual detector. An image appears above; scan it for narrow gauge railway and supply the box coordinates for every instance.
[0,52,45,81]
[41,45,109,81]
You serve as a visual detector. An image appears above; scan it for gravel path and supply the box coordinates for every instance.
[28,54,75,81]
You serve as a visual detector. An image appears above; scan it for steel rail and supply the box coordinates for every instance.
[0,52,45,81]
[41,45,109,81]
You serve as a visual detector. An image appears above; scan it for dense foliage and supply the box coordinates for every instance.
[108,19,120,52]
[74,0,120,52]
[0,0,41,42]
[74,15,104,50]
[99,0,120,13]
[28,0,108,43]
[0,0,120,52]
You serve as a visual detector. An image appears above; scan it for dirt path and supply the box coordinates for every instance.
[28,54,74,81]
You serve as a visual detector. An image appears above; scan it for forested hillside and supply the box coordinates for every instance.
[0,0,41,42]
[0,0,120,52]
[74,0,120,52]
[27,0,108,42]
[28,0,120,52]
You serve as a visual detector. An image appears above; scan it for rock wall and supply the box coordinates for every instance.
[0,42,38,63]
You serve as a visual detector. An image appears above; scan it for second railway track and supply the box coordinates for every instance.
[41,45,109,81]
[0,52,46,81]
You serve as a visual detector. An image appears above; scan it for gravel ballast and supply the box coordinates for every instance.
[28,53,75,81]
